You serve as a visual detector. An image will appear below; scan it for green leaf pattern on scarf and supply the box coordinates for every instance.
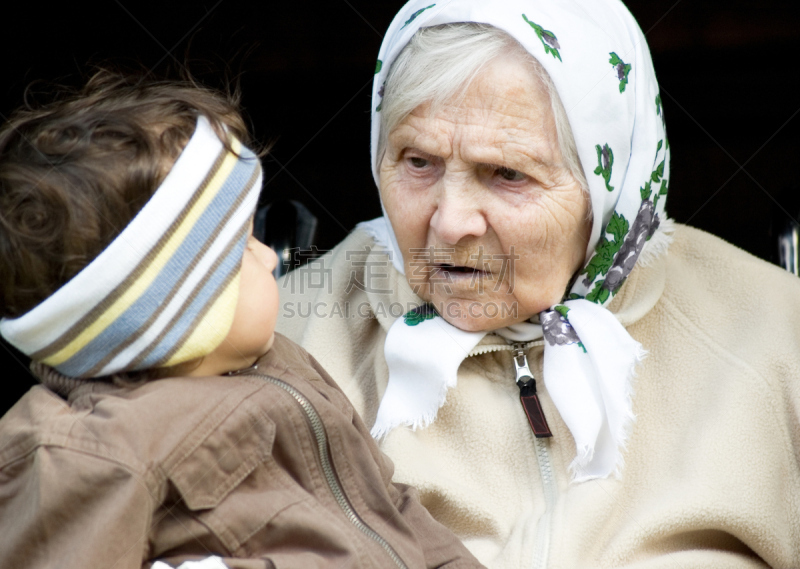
[654,179,668,211]
[522,15,562,61]
[376,81,385,112]
[600,199,660,296]
[642,140,668,210]
[594,143,614,192]
[402,4,436,29]
[609,52,631,92]
[656,93,669,149]
[582,120,668,305]
[580,211,629,302]
[404,304,438,326]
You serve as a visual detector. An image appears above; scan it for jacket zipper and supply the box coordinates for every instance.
[466,342,556,569]
[531,435,556,569]
[512,344,552,438]
[467,339,543,357]
[511,344,556,569]
[236,369,409,569]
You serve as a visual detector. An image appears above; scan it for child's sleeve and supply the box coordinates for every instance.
[380,456,488,569]
[0,445,155,569]
[303,350,486,569]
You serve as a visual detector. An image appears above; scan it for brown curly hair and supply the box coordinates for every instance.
[0,70,254,319]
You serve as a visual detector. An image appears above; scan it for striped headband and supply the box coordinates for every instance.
[0,116,263,378]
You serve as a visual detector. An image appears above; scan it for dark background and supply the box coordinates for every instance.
[2,0,799,412]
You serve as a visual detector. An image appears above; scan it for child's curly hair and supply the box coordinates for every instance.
[0,70,254,319]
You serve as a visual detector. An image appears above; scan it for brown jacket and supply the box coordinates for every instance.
[0,333,483,569]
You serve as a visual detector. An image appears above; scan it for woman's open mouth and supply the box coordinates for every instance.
[433,264,490,281]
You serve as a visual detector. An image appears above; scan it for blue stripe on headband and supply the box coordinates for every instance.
[55,150,260,377]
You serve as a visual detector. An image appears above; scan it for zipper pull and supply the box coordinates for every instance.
[224,363,259,377]
[513,346,552,438]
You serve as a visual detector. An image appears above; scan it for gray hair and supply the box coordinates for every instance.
[378,23,588,191]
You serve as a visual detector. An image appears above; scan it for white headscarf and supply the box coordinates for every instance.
[363,0,671,481]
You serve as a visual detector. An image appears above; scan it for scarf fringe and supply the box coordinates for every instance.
[370,382,450,440]
[568,342,647,482]
[570,444,596,481]
[612,342,647,476]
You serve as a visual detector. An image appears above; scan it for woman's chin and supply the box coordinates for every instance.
[432,298,524,332]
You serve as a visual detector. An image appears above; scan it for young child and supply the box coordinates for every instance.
[0,72,483,569]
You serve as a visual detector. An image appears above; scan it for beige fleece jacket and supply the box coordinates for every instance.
[277,224,800,569]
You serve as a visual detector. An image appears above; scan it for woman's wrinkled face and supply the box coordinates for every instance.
[379,57,591,332]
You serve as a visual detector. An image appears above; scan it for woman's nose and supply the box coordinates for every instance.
[429,185,488,245]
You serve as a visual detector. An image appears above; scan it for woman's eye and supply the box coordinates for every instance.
[497,167,525,181]
[408,156,429,168]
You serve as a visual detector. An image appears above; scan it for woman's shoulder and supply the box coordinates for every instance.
[655,223,800,396]
[664,223,800,307]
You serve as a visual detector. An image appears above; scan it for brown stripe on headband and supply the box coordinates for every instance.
[128,219,251,372]
[30,146,230,361]
[81,165,262,377]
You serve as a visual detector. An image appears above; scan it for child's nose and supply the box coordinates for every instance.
[264,245,278,271]
[261,243,279,273]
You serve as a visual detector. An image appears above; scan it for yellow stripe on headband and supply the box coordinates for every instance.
[42,139,241,367]
[162,272,241,368]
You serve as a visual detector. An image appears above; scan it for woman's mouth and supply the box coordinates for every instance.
[433,264,490,281]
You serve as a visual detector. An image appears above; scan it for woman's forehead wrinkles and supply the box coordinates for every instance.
[391,115,456,157]
[459,133,560,178]
[394,107,558,172]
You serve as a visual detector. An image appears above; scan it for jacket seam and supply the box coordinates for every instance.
[0,434,150,474]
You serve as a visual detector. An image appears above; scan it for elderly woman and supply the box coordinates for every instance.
[279,0,800,567]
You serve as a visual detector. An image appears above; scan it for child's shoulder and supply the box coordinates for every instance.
[0,370,264,475]
[0,335,352,505]
[257,333,338,387]
[252,332,356,419]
